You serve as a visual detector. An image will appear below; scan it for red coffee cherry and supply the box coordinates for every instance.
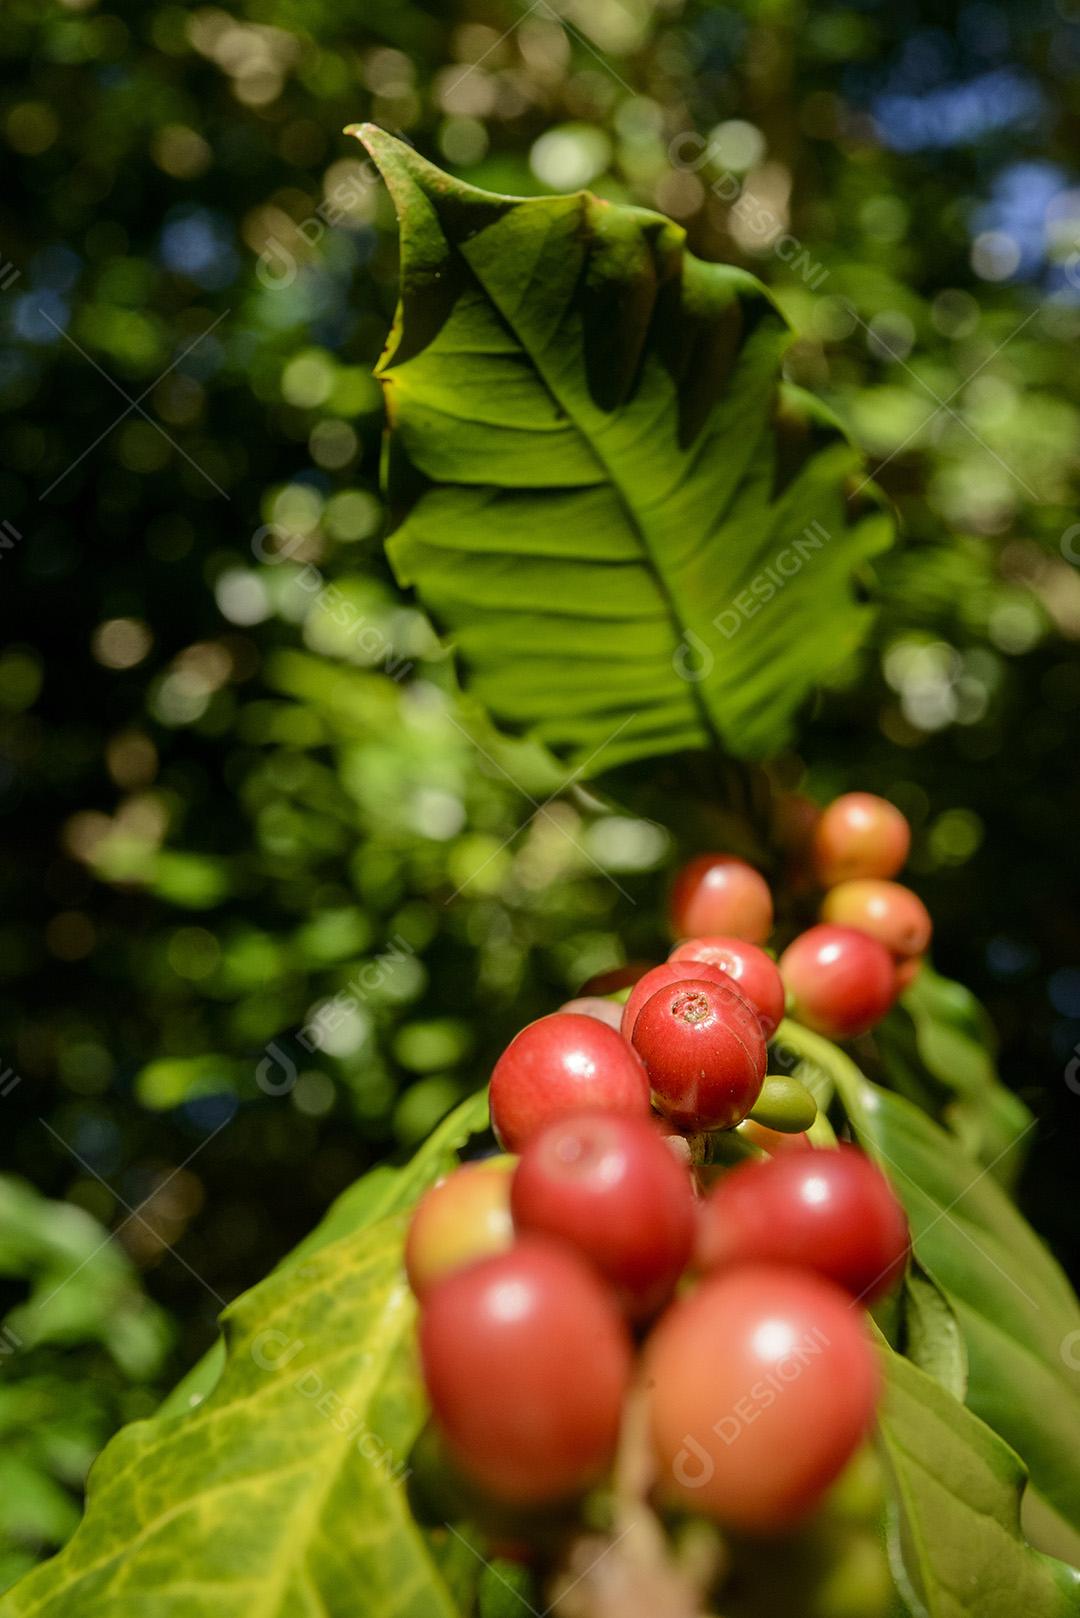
[645,1266,881,1532]
[631,978,767,1132]
[821,879,932,960]
[558,996,625,1031]
[406,1158,515,1300]
[736,1118,813,1155]
[779,925,897,1040]
[489,1013,650,1152]
[654,1115,712,1168]
[772,791,821,859]
[419,1238,632,1504]
[578,963,653,996]
[669,935,786,1036]
[622,959,739,1040]
[812,793,910,887]
[771,792,822,897]
[669,855,774,944]
[894,956,923,994]
[511,1112,696,1319]
[698,1144,910,1303]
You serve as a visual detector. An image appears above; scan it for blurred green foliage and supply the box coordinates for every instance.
[2,0,1080,1587]
[0,1176,170,1586]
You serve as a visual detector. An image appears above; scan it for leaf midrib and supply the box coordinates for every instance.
[12,1241,451,1618]
[426,192,736,758]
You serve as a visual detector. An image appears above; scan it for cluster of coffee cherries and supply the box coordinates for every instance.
[773,788,931,1039]
[406,792,916,1543]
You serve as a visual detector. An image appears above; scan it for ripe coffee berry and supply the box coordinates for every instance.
[511,1112,696,1320]
[645,1266,880,1532]
[578,963,653,997]
[621,959,749,1041]
[821,879,932,961]
[894,956,923,994]
[669,935,786,1036]
[669,855,774,944]
[698,1144,910,1303]
[655,1115,711,1167]
[736,1118,812,1154]
[631,978,766,1132]
[812,793,910,887]
[419,1238,631,1504]
[771,790,821,861]
[558,995,625,1031]
[780,925,897,1040]
[489,1013,650,1152]
[406,1158,515,1300]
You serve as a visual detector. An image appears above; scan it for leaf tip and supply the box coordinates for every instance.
[346,120,384,147]
[346,124,438,204]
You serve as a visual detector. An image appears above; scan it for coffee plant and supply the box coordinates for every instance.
[4,133,1079,1618]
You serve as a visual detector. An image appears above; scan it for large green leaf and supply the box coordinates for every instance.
[876,965,1034,1188]
[779,1021,1080,1538]
[878,1347,1080,1617]
[355,126,894,774]
[1,1093,490,1618]
[901,1266,967,1404]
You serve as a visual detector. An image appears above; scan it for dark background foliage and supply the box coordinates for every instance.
[1,0,1079,1587]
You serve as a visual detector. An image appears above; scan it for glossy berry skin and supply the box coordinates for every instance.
[511,1112,696,1319]
[821,879,932,961]
[489,1013,650,1152]
[894,956,923,994]
[645,1266,881,1532]
[631,978,767,1132]
[736,1118,813,1155]
[622,959,740,1040]
[771,791,821,860]
[771,792,822,899]
[406,1159,516,1300]
[558,995,625,1031]
[669,936,786,1036]
[780,925,897,1040]
[578,963,653,997]
[812,793,910,887]
[669,855,774,945]
[419,1238,632,1504]
[698,1144,910,1303]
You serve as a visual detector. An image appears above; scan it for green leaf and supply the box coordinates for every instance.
[878,1347,1080,1617]
[779,1022,1080,1537]
[902,1267,967,1403]
[2,1093,490,1618]
[878,965,1034,1188]
[355,126,894,774]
